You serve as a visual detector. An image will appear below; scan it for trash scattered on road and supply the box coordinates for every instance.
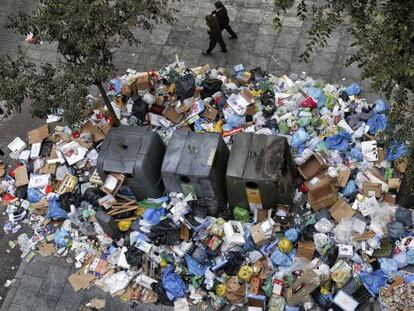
[0,60,412,310]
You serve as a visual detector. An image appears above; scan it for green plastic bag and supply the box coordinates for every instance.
[278,120,290,135]
[261,277,273,298]
[298,117,311,127]
[233,206,250,222]
[325,94,337,110]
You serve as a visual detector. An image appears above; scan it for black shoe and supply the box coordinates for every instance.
[230,36,238,39]
[202,50,211,55]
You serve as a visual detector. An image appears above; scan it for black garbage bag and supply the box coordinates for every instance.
[148,219,180,246]
[59,192,82,212]
[302,224,316,241]
[187,198,219,218]
[15,185,28,199]
[175,73,195,100]
[131,96,148,124]
[152,283,173,306]
[40,141,53,158]
[126,246,143,268]
[83,187,105,206]
[222,251,244,276]
[201,79,223,99]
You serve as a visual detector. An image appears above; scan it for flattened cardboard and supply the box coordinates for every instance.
[28,124,49,144]
[203,104,218,120]
[14,165,29,187]
[296,241,315,261]
[329,198,356,222]
[298,154,327,180]
[68,271,96,292]
[305,171,336,191]
[362,182,382,198]
[285,270,320,306]
[163,105,183,123]
[250,223,268,246]
[31,199,48,215]
[308,183,338,211]
[336,167,351,188]
[37,243,55,257]
[39,163,57,175]
[190,64,210,75]
[81,121,106,142]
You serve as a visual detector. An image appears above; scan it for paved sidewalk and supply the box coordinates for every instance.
[0,0,380,310]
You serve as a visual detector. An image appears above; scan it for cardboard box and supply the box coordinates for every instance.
[28,125,49,144]
[298,154,327,180]
[135,72,151,91]
[335,167,351,188]
[223,221,245,245]
[55,173,78,194]
[80,121,106,142]
[250,222,270,246]
[39,163,58,175]
[250,277,262,295]
[329,198,356,222]
[363,182,382,198]
[14,165,29,187]
[305,171,336,191]
[163,105,183,123]
[296,241,315,261]
[100,173,125,196]
[308,183,338,211]
[285,270,320,306]
[383,192,396,204]
[388,178,401,191]
[31,199,48,215]
[203,104,218,120]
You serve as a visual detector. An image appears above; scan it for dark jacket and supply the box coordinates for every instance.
[206,15,222,38]
[212,6,229,28]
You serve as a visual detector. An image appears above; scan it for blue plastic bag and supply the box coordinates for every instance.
[27,188,44,203]
[243,229,257,252]
[350,148,363,161]
[285,228,299,243]
[407,249,414,265]
[387,222,405,239]
[325,131,352,151]
[373,99,389,113]
[47,196,68,220]
[142,208,165,226]
[345,83,361,96]
[367,113,387,134]
[386,141,407,161]
[379,258,398,276]
[162,265,186,301]
[270,249,292,267]
[341,180,357,197]
[291,128,311,148]
[285,306,301,311]
[307,87,326,108]
[359,270,388,296]
[54,229,71,247]
[185,254,207,276]
[393,252,408,269]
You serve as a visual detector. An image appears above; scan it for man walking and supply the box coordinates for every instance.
[212,1,237,39]
[203,14,227,55]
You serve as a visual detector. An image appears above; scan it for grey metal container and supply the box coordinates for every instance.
[97,126,165,200]
[226,133,297,210]
[161,130,229,214]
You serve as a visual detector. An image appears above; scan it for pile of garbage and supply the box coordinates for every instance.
[1,60,413,311]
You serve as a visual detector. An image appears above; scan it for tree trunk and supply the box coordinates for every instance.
[96,80,120,126]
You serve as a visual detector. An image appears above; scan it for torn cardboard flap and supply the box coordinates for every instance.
[37,243,55,257]
[329,198,356,222]
[298,153,327,180]
[305,170,336,191]
[28,124,49,144]
[81,121,106,142]
[335,167,351,188]
[296,241,315,261]
[68,271,96,292]
[14,165,29,187]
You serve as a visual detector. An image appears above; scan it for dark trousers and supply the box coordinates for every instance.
[222,24,237,38]
[206,33,227,53]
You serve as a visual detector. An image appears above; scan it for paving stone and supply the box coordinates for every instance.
[165,30,189,47]
[148,28,170,45]
[186,28,207,49]
[180,47,201,66]
[32,295,59,311]
[254,35,277,58]
[275,26,301,49]
[158,46,184,66]
[267,48,294,73]
[39,264,71,298]
[23,258,50,278]
[11,275,43,307]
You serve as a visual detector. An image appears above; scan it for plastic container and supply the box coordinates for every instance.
[226,133,297,210]
[97,126,166,200]
[161,130,229,213]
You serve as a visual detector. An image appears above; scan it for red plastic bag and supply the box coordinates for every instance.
[300,97,317,109]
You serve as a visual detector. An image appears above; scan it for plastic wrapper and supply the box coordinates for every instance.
[47,196,68,220]
[333,218,354,244]
[313,233,329,249]
[162,265,186,301]
[142,208,165,226]
[237,265,254,282]
[54,229,71,247]
[373,99,389,113]
[350,148,363,161]
[359,270,388,296]
[185,254,207,277]
[367,113,387,134]
[285,228,299,242]
[379,258,398,275]
[291,128,310,148]
[103,271,132,295]
[278,237,293,253]
[345,83,361,96]
[314,218,333,233]
[341,180,357,197]
[386,141,407,161]
[325,131,351,151]
[269,295,286,311]
[271,249,293,267]
[27,188,44,203]
[387,222,405,239]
